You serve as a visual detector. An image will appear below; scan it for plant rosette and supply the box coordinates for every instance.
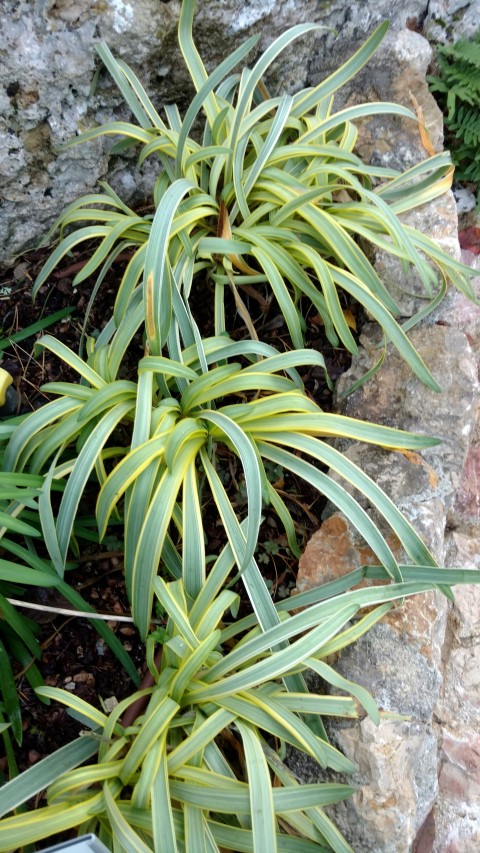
[4,333,443,639]
[32,1,477,391]
[1,565,480,853]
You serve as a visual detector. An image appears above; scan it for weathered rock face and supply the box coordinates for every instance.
[424,0,480,42]
[294,311,480,851]
[331,719,439,853]
[293,262,480,851]
[289,32,480,848]
[0,0,476,267]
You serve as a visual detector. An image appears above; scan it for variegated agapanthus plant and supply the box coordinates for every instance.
[1,1,480,851]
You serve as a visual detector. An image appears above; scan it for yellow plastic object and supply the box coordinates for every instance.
[0,367,13,406]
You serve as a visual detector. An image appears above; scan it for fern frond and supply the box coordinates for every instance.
[428,29,480,184]
[438,35,480,69]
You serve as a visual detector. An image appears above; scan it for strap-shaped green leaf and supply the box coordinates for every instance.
[0,735,98,819]
[165,417,207,473]
[227,22,326,178]
[268,691,357,718]
[188,518,248,630]
[0,796,103,850]
[169,712,236,778]
[48,759,124,804]
[329,265,441,390]
[192,589,240,640]
[77,380,138,423]
[207,818,328,851]
[292,21,389,117]
[298,101,417,144]
[178,0,220,127]
[220,391,320,424]
[0,638,22,744]
[32,225,113,297]
[243,410,439,449]
[0,509,40,538]
[154,576,200,650]
[266,746,355,853]
[184,800,210,853]
[57,400,134,560]
[170,775,355,814]
[151,738,178,853]
[176,28,259,177]
[36,686,109,728]
[210,692,332,770]
[182,459,206,598]
[270,432,437,568]
[232,720,278,850]
[250,245,304,349]
[200,410,262,573]
[317,602,393,659]
[103,780,152,853]
[119,696,179,784]
[97,434,170,539]
[0,561,56,587]
[200,448,283,632]
[144,178,196,354]
[307,658,379,724]
[0,594,41,659]
[179,362,239,411]
[132,436,205,638]
[188,606,358,702]
[170,631,221,704]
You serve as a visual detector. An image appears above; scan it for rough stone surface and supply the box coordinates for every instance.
[424,0,480,43]
[293,239,480,851]
[372,193,460,318]
[328,719,438,853]
[325,28,445,172]
[0,0,474,266]
[454,448,480,519]
[336,623,442,719]
[430,528,480,852]
[335,324,479,504]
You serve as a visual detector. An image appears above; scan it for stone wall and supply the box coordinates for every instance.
[1,0,479,267]
[291,25,480,853]
[294,274,480,852]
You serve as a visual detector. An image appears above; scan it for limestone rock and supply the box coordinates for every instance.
[420,524,480,851]
[296,301,480,853]
[432,722,480,852]
[336,324,479,505]
[327,29,444,172]
[423,0,480,43]
[296,512,402,593]
[329,719,438,853]
[431,252,480,349]
[372,193,460,318]
[336,622,441,719]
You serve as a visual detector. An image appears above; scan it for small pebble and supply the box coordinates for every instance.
[103,696,118,713]
[96,639,106,656]
[73,671,95,686]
